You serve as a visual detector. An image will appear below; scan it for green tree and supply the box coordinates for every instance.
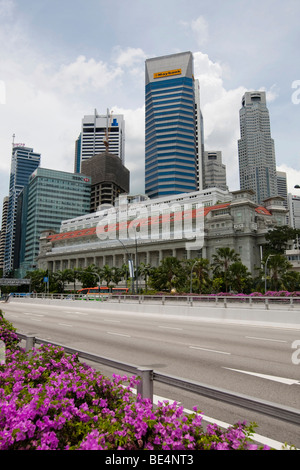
[149,257,186,292]
[228,261,252,293]
[212,248,241,292]
[187,258,210,294]
[265,254,293,291]
[55,269,74,293]
[265,226,300,255]
[139,262,153,292]
[77,265,100,288]
[101,265,114,287]
[26,269,48,293]
[111,267,122,286]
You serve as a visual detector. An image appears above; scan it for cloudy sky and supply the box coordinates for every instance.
[0,0,300,219]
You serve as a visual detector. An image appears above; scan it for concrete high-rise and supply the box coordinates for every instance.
[203,151,228,191]
[75,109,125,172]
[4,144,41,275]
[195,79,205,190]
[81,150,130,211]
[238,91,277,205]
[145,52,198,198]
[0,196,9,271]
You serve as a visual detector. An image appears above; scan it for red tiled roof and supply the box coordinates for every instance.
[47,203,271,242]
[49,227,96,241]
[255,206,271,215]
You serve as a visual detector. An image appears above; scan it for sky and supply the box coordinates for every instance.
[0,0,300,222]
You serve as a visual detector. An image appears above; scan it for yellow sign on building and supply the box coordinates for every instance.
[153,69,182,79]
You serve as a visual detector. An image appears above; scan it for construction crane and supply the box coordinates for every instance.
[103,108,113,151]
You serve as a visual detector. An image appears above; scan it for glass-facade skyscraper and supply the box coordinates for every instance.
[238,91,277,205]
[4,145,41,275]
[17,168,91,277]
[145,52,198,198]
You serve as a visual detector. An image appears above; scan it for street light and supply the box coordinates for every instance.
[117,239,135,294]
[190,260,198,294]
[264,254,275,293]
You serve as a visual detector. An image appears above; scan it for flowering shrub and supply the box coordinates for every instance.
[0,314,271,450]
[0,310,19,352]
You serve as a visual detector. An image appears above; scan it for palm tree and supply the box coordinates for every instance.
[111,267,122,286]
[212,247,241,292]
[139,262,153,292]
[101,264,114,287]
[149,257,186,292]
[77,265,100,288]
[55,269,74,293]
[228,261,252,293]
[188,258,210,294]
[266,254,293,291]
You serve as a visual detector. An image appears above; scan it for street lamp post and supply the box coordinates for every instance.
[190,260,198,294]
[264,254,274,293]
[118,239,135,294]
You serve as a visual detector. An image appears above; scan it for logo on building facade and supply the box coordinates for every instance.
[153,69,182,79]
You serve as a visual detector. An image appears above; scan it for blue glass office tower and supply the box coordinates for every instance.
[4,145,41,275]
[145,52,198,198]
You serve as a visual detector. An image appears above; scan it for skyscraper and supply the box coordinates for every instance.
[145,52,198,198]
[81,149,130,211]
[203,151,228,191]
[238,91,277,205]
[0,196,9,272]
[195,79,205,190]
[4,144,41,275]
[276,171,288,208]
[17,168,91,277]
[75,109,125,172]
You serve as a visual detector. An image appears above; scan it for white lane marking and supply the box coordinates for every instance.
[189,346,231,355]
[104,319,121,323]
[23,312,44,317]
[106,331,131,338]
[224,367,300,385]
[245,336,287,343]
[58,323,73,327]
[159,326,182,330]
[72,311,88,315]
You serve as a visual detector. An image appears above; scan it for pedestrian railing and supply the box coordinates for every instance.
[17,332,300,427]
[10,292,300,310]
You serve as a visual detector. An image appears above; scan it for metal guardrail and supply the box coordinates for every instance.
[10,292,300,310]
[17,332,300,427]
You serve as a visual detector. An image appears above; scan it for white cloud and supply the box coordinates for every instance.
[39,56,123,94]
[0,0,14,17]
[181,16,209,47]
[112,47,147,68]
[277,164,300,194]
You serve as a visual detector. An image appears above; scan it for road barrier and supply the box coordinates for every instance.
[10,292,300,310]
[17,332,300,427]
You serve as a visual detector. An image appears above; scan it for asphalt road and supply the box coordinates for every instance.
[1,299,300,449]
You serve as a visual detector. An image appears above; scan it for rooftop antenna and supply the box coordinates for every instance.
[103,108,113,151]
